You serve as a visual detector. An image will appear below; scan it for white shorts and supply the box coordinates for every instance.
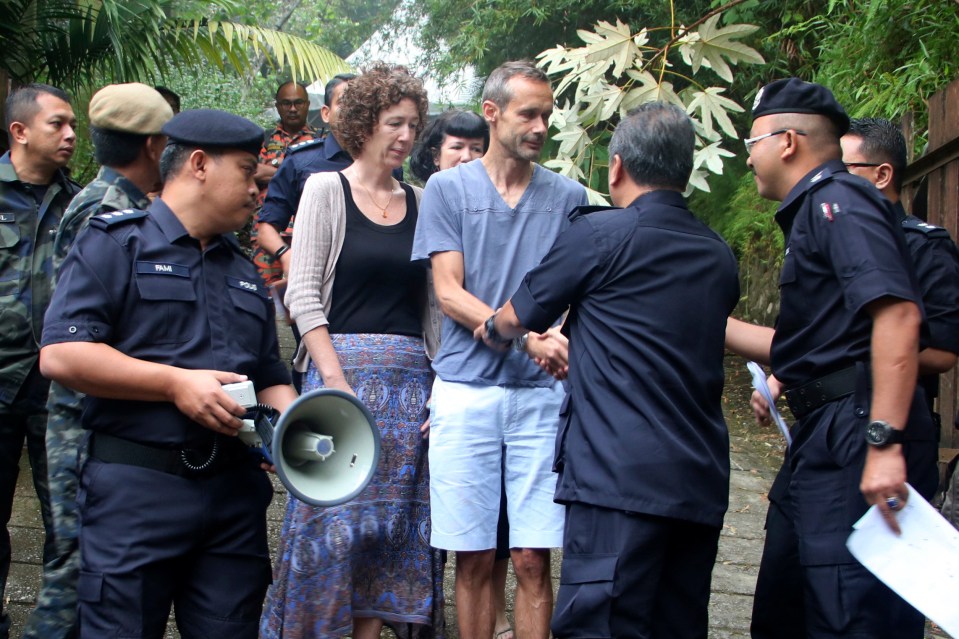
[428,377,565,551]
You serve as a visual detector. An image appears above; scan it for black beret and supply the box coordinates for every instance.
[751,78,850,136]
[161,109,264,157]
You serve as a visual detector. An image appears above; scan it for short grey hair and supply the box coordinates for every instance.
[482,60,550,108]
[609,102,695,191]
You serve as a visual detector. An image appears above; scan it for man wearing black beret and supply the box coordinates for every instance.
[38,109,298,638]
[728,78,934,638]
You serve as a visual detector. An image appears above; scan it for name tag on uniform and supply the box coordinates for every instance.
[227,276,266,296]
[136,261,189,277]
[0,213,15,223]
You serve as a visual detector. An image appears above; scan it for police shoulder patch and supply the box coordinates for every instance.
[288,138,324,154]
[901,216,950,239]
[89,208,149,229]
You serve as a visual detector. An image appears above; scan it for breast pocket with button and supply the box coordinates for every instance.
[226,276,269,355]
[0,215,21,298]
[134,262,196,344]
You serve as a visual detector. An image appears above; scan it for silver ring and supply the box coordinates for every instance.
[885,496,901,511]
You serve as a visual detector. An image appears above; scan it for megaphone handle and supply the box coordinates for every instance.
[248,404,280,464]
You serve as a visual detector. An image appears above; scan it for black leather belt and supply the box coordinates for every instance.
[784,366,858,419]
[89,433,249,478]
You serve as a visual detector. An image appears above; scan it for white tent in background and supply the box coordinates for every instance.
[306,2,481,118]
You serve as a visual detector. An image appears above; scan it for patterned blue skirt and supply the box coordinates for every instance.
[260,334,445,638]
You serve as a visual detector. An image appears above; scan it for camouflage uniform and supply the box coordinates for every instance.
[19,167,150,639]
[250,124,315,284]
[0,152,80,639]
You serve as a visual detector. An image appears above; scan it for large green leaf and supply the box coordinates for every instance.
[678,13,765,83]
[686,87,743,140]
[577,19,639,79]
[1,0,350,91]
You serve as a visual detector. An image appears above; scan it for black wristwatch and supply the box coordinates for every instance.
[865,420,905,448]
[273,244,290,260]
[484,314,511,345]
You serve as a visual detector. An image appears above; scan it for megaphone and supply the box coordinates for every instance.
[227,382,380,507]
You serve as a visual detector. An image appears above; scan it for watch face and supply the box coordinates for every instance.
[865,421,890,445]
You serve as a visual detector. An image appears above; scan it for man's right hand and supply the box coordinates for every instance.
[750,374,783,425]
[528,327,569,380]
[170,369,249,435]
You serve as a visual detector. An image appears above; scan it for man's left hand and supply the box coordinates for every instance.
[473,322,510,351]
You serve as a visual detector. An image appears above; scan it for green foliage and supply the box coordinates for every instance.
[1,0,350,93]
[796,0,958,146]
[691,168,781,259]
[212,0,399,62]
[401,0,714,80]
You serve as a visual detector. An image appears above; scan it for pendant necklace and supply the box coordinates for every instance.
[358,179,395,218]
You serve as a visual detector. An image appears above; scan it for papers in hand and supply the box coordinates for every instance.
[847,484,959,638]
[746,361,792,447]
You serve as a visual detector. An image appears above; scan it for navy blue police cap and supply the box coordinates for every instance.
[751,78,850,136]
[161,109,264,157]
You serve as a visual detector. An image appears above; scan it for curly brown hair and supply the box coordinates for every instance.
[333,63,429,158]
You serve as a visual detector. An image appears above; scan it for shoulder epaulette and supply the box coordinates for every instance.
[805,167,841,196]
[568,204,619,221]
[901,216,951,239]
[288,138,325,154]
[89,208,149,229]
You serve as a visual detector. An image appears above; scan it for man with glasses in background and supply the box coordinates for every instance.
[254,81,316,205]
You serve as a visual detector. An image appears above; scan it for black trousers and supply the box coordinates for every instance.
[551,502,720,639]
[751,387,933,639]
[77,458,274,639]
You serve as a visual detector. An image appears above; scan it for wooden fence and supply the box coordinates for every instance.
[903,78,959,461]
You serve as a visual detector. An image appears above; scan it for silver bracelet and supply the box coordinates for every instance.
[512,333,529,353]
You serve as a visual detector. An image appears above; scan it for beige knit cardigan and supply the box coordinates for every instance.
[284,171,443,372]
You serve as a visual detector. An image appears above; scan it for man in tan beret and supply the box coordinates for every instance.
[20,82,172,639]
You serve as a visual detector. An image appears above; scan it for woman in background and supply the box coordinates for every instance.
[410,109,488,184]
[262,63,443,639]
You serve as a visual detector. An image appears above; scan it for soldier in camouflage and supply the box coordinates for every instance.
[0,83,80,639]
[20,83,172,639]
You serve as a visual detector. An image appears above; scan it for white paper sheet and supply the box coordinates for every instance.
[746,361,792,447]
[847,483,959,637]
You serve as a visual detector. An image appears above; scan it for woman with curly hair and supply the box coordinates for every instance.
[260,63,444,639]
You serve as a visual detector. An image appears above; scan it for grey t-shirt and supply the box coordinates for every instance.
[412,159,588,386]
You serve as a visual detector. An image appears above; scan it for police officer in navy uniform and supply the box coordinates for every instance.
[729,79,935,638]
[39,109,297,639]
[478,103,740,638]
[254,73,356,280]
[841,117,959,418]
[744,114,958,639]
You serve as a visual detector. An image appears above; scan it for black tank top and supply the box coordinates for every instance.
[326,173,425,336]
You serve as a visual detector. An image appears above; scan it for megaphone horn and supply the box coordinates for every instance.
[238,388,380,507]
